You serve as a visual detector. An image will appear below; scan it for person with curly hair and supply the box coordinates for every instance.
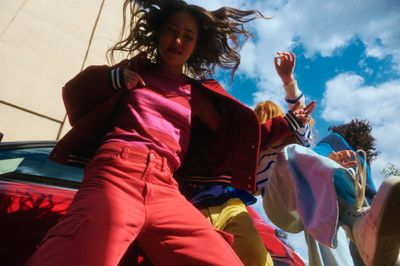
[25,1,285,265]
[328,119,378,162]
[311,119,379,265]
[257,114,400,266]
[253,53,400,266]
[316,119,378,204]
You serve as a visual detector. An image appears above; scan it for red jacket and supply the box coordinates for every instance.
[49,54,292,192]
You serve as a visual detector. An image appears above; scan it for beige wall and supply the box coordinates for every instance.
[0,0,124,142]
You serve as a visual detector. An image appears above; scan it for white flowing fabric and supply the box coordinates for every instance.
[262,144,356,247]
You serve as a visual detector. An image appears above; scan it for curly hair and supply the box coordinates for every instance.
[329,119,378,163]
[107,0,267,79]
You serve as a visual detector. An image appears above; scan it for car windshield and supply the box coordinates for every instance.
[0,146,83,187]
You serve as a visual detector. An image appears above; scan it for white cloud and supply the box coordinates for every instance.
[321,73,400,186]
[194,0,400,107]
[269,0,399,59]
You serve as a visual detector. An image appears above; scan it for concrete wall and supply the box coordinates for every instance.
[0,0,124,141]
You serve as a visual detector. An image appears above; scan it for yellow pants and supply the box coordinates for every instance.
[200,198,274,266]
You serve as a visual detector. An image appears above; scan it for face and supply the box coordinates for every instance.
[159,11,199,74]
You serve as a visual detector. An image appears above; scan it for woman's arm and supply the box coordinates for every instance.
[63,60,129,126]
[275,51,305,109]
[275,51,315,147]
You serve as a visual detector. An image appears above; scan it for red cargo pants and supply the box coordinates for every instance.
[27,142,243,266]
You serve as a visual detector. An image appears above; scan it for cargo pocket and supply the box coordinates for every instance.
[42,214,88,244]
[32,214,89,265]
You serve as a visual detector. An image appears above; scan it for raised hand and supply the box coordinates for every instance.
[274,51,296,85]
[291,100,316,125]
[124,68,146,90]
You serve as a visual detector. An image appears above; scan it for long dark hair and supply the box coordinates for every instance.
[107,0,267,79]
[329,119,378,163]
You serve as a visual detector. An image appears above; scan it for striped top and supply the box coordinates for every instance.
[256,83,312,195]
[104,67,192,172]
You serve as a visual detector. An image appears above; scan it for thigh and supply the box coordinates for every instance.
[28,156,147,266]
[138,186,243,266]
[263,165,304,233]
[218,200,273,266]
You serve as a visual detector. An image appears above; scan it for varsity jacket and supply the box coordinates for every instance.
[49,54,293,192]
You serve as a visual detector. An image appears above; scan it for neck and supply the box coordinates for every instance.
[159,62,183,75]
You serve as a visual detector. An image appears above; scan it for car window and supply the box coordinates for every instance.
[0,147,83,184]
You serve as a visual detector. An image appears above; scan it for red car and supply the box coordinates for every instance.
[0,141,304,265]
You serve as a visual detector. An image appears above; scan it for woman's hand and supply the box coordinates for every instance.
[291,100,316,125]
[329,150,357,168]
[124,68,146,90]
[274,51,296,85]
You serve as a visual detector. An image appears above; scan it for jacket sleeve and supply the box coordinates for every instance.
[62,59,130,127]
[259,116,292,149]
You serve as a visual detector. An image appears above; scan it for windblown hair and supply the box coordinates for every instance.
[254,100,285,124]
[107,0,267,79]
[329,119,378,163]
[254,100,298,145]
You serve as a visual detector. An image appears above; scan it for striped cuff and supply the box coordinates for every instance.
[284,111,302,131]
[285,92,304,104]
[110,67,125,90]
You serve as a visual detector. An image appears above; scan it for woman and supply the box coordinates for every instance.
[27,0,275,265]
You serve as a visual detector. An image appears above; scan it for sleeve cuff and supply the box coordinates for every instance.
[110,67,125,90]
[285,92,304,104]
[284,111,302,131]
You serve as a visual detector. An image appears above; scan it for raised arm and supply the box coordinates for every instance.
[275,51,316,147]
[274,51,305,109]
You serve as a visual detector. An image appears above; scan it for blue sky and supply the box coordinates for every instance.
[189,0,400,263]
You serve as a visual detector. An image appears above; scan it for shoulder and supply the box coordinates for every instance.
[317,133,353,152]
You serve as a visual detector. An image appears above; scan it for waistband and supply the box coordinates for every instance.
[97,141,173,173]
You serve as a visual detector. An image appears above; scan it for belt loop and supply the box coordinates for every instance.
[120,146,130,160]
[147,150,155,165]
[161,156,166,171]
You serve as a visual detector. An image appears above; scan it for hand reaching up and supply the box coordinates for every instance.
[291,101,316,125]
[274,51,296,85]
